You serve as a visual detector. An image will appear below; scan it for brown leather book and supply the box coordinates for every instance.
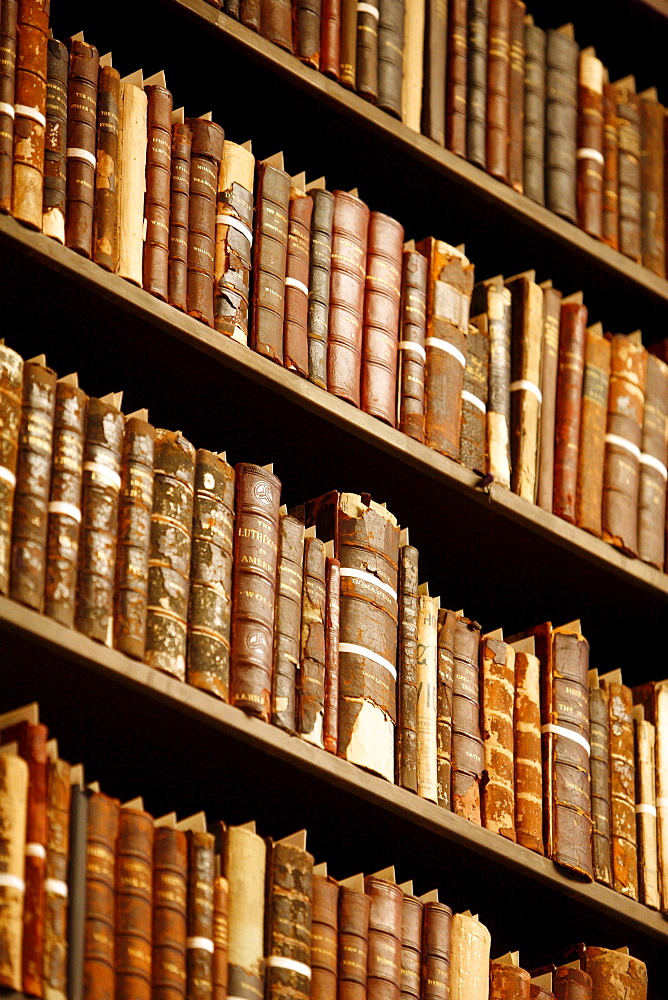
[114,413,155,661]
[261,0,294,52]
[602,82,619,252]
[324,553,341,754]
[241,0,261,31]
[446,0,467,157]
[0,343,23,595]
[536,283,562,512]
[66,772,89,1000]
[584,949,647,1000]
[362,211,404,426]
[529,984,555,1000]
[307,187,334,389]
[507,0,525,193]
[467,0,488,169]
[600,677,638,899]
[356,0,379,104]
[93,64,121,272]
[588,680,612,886]
[266,837,314,1000]
[486,0,511,183]
[43,756,71,1000]
[299,534,327,746]
[602,334,647,556]
[378,0,404,118]
[421,0,447,146]
[553,298,588,524]
[436,609,455,810]
[84,792,120,1000]
[186,831,215,1000]
[65,39,99,258]
[320,0,341,79]
[472,277,512,487]
[523,17,545,205]
[12,0,49,229]
[187,118,225,328]
[340,0,357,88]
[75,395,124,644]
[614,77,642,263]
[452,615,483,823]
[272,514,305,733]
[545,25,579,224]
[634,715,660,909]
[42,38,68,243]
[505,270,543,503]
[577,49,604,240]
[143,84,173,301]
[0,751,28,991]
[575,324,611,538]
[0,0,18,213]
[145,429,196,680]
[338,881,370,1000]
[460,317,489,472]
[481,634,515,840]
[225,824,266,1000]
[10,356,57,609]
[153,825,187,1000]
[490,962,530,999]
[284,187,314,378]
[116,806,154,1000]
[554,966,592,1000]
[187,451,235,701]
[44,375,87,627]
[421,897,451,1000]
[416,591,439,804]
[212,876,228,1000]
[296,0,322,68]
[229,463,282,721]
[396,543,419,793]
[399,890,422,1000]
[168,121,193,312]
[252,157,291,364]
[328,191,370,408]
[214,141,255,345]
[311,873,338,1000]
[365,876,402,1000]
[397,247,427,443]
[638,353,668,568]
[512,640,543,854]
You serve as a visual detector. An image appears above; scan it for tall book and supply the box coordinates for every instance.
[481,631,515,841]
[553,295,587,524]
[152,822,187,1000]
[600,674,638,900]
[284,182,314,378]
[306,185,334,389]
[168,120,193,312]
[523,16,545,205]
[397,245,427,443]
[272,514,305,733]
[614,76,642,264]
[0,750,28,991]
[421,893,451,1000]
[536,281,562,512]
[399,887,422,1000]
[0,344,23,594]
[575,323,610,538]
[446,0,468,158]
[214,140,255,345]
[12,0,49,229]
[186,117,225,328]
[602,81,620,251]
[299,533,327,747]
[467,0,488,169]
[472,276,512,488]
[84,792,120,1000]
[116,804,154,1000]
[510,637,543,854]
[377,0,404,118]
[436,608,455,810]
[460,317,489,472]
[261,0,293,49]
[588,673,612,887]
[400,0,424,131]
[117,71,148,286]
[225,823,267,1000]
[65,38,99,259]
[396,542,419,793]
[505,270,543,502]
[365,875,402,1000]
[0,0,18,213]
[362,211,404,426]
[338,876,370,1000]
[356,0,379,103]
[641,86,668,270]
[637,353,668,568]
[486,0,511,184]
[212,875,228,1000]
[42,38,68,243]
[66,769,89,1000]
[266,833,314,1000]
[450,913,491,1000]
[507,0,525,194]
[324,550,341,754]
[416,589,439,804]
[143,81,173,301]
[634,711,660,910]
[451,615,483,823]
[311,871,338,1000]
[93,62,121,272]
[577,48,604,240]
[545,24,578,223]
[186,825,215,1000]
[421,0,447,146]
[43,754,71,1000]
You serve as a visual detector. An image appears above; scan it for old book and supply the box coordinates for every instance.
[152,823,187,1000]
[168,121,193,311]
[214,140,255,345]
[252,155,291,364]
[584,949,647,1000]
[536,282,562,512]
[416,589,439,804]
[266,833,314,1000]
[84,792,120,1000]
[116,806,153,1000]
[507,0,525,192]
[397,246,428,442]
[114,412,155,660]
[356,0,379,103]
[187,451,235,701]
[261,0,294,52]
[307,186,334,389]
[421,893,451,1000]
[42,38,68,242]
[481,632,515,841]
[186,117,225,328]
[523,16,546,205]
[229,463,282,721]
[213,876,228,1000]
[545,25,578,223]
[296,0,321,68]
[66,770,89,1000]
[505,270,543,502]
[12,0,49,229]
[400,0,424,129]
[450,913,491,1000]
[451,615,483,823]
[299,534,327,747]
[377,0,404,117]
[638,353,668,567]
[602,82,620,251]
[65,39,99,258]
[338,877,370,1000]
[0,343,23,595]
[472,277,512,487]
[446,0,468,157]
[460,317,489,471]
[575,324,611,538]
[490,960,530,1000]
[602,334,647,556]
[75,394,124,644]
[340,0,357,88]
[310,872,338,1000]
[588,675,612,886]
[467,0,488,168]
[436,608,455,811]
[421,0,447,145]
[365,875,402,1000]
[511,638,543,854]
[328,190,370,407]
[553,296,588,523]
[43,756,71,1000]
[320,0,341,79]
[396,543,419,792]
[145,430,196,680]
[0,0,18,212]
[10,356,57,609]
[93,63,121,272]
[324,551,341,754]
[284,185,314,378]
[399,887,422,1000]
[0,751,28,991]
[656,682,668,911]
[186,828,215,1000]
[143,82,173,301]
[600,675,638,899]
[486,0,511,183]
[272,514,305,733]
[634,713,660,909]
[615,76,642,263]
[241,0,261,30]
[117,73,148,286]
[362,211,404,426]
[225,824,267,1000]
[577,48,604,240]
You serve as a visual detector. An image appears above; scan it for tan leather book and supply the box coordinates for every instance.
[505,271,544,503]
[0,752,28,990]
[401,0,424,130]
[584,948,647,1000]
[450,913,491,1000]
[338,876,369,1000]
[633,711,660,910]
[116,805,154,1000]
[272,515,304,733]
[365,874,402,1000]
[43,756,71,1000]
[536,282,562,513]
[117,73,148,285]
[311,872,338,1000]
[299,534,327,747]
[511,637,543,854]
[577,48,604,240]
[481,631,515,841]
[600,674,638,899]
[399,886,421,1000]
[213,876,228,1000]
[638,353,668,568]
[421,891,451,1000]
[416,590,439,803]
[654,681,668,909]
[614,76,642,264]
[225,824,267,1000]
[214,140,255,345]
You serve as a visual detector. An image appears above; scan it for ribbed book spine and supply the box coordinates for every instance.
[460,318,489,472]
[481,636,515,840]
[421,900,451,1000]
[523,19,545,205]
[12,0,49,229]
[338,886,369,1000]
[356,0,380,104]
[299,535,327,746]
[506,273,543,502]
[436,608,455,811]
[545,28,578,223]
[213,877,228,1000]
[284,189,314,378]
[272,515,305,733]
[296,0,322,68]
[467,0,488,168]
[508,0,525,193]
[397,248,427,442]
[186,118,225,328]
[589,685,612,886]
[42,39,68,243]
[168,122,193,312]
[225,825,266,1000]
[214,141,255,345]
[602,82,620,251]
[400,893,421,1000]
[615,79,642,263]
[252,161,291,364]
[536,284,562,512]
[320,0,341,79]
[397,544,419,792]
[65,40,99,259]
[513,649,543,853]
[451,616,483,823]
[324,554,341,754]
[365,878,402,1000]
[362,211,404,427]
[116,808,154,1000]
[377,0,404,118]
[93,66,121,272]
[310,875,338,1000]
[117,79,148,286]
[634,717,660,909]
[446,0,467,157]
[604,681,638,899]
[143,85,173,301]
[84,793,120,1000]
[152,827,187,1000]
[577,49,604,239]
[486,0,511,183]
[484,281,512,488]
[638,354,668,568]
[307,188,334,390]
[449,913,490,1000]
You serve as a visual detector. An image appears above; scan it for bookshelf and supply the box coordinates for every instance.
[0,0,667,995]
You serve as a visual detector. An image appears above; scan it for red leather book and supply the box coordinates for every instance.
[602,82,619,251]
[0,0,18,212]
[421,898,451,1000]
[152,826,187,1000]
[43,757,71,1000]
[116,807,154,1000]
[577,49,604,240]
[323,553,341,754]
[311,874,338,1000]
[451,615,483,823]
[338,882,370,1000]
[585,948,647,1000]
[0,344,23,595]
[362,211,404,426]
[12,0,49,229]
[575,324,610,538]
[299,534,327,747]
[272,514,305,733]
[446,0,467,158]
[187,118,225,328]
[143,84,173,301]
[553,298,588,523]
[42,38,68,242]
[364,877,402,1000]
[65,39,99,258]
[638,354,668,568]
[320,0,341,78]
[93,65,121,272]
[640,87,666,278]
[251,158,291,364]
[421,0,446,145]
[284,189,314,378]
[399,891,422,1000]
[508,0,525,193]
[186,831,215,1000]
[523,17,545,202]
[397,248,427,443]
[486,0,511,183]
[84,792,120,1000]
[168,121,193,312]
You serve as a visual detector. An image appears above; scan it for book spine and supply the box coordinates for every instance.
[485,282,512,488]
[143,85,173,301]
[225,826,266,1000]
[225,0,241,18]
[266,843,314,1000]
[168,122,193,312]
[12,0,49,229]
[117,81,148,286]
[213,877,228,1000]
[656,683,668,914]
[340,0,357,88]
[585,948,648,1000]
[490,964,530,999]
[229,463,282,721]
[396,544,419,793]
[307,188,334,390]
[187,450,235,702]
[422,902,451,1000]
[514,650,543,854]
[523,21,545,205]
[261,0,294,52]
[481,637,516,840]
[589,686,612,886]
[577,50,604,240]
[187,832,215,1000]
[486,0,511,183]
[400,894,421,1000]
[66,785,89,1000]
[362,211,404,426]
[240,0,261,31]
[324,555,341,754]
[187,118,225,328]
[436,608,455,811]
[84,793,120,1000]
[0,0,18,212]
[0,345,23,594]
[299,535,327,746]
[152,827,187,1000]
[575,326,611,537]
[145,429,196,680]
[506,275,543,503]
[401,0,424,130]
[616,81,642,263]
[116,809,154,1000]
[421,0,446,145]
[545,29,578,223]
[606,682,639,899]
[446,0,467,157]
[377,0,404,117]
[637,354,668,568]
[602,83,620,251]
[364,878,402,1000]
[251,162,291,364]
[42,38,68,242]
[634,718,660,909]
[10,357,57,609]
[284,190,314,378]
[507,0,525,193]
[43,758,71,1000]
[114,415,155,660]
[451,616,483,823]
[536,286,562,511]
[311,875,338,1000]
[338,886,370,1000]
[553,968,592,1000]
[459,318,489,472]
[93,66,121,272]
[356,0,379,104]
[272,515,305,733]
[297,0,322,68]
[0,753,28,991]
[416,593,439,803]
[466,0,488,168]
[397,249,427,443]
[449,913,490,1000]
[65,40,99,259]
[213,142,255,346]
[553,301,588,523]
[320,0,341,78]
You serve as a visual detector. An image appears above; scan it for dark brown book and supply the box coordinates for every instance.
[638,353,668,567]
[143,84,173,301]
[299,534,327,747]
[229,463,282,721]
[340,0,357,88]
[356,0,379,104]
[399,891,422,1000]
[186,118,225,328]
[553,298,587,524]
[153,825,187,1000]
[187,451,235,702]
[10,356,57,610]
[84,792,120,1000]
[490,963,530,999]
[272,514,304,733]
[397,247,427,443]
[422,0,447,146]
[168,121,193,312]
[554,967,592,1000]
[12,0,49,229]
[602,82,619,252]
[241,0,261,29]
[640,88,666,278]
[93,64,121,272]
[577,49,604,240]
[575,323,610,538]
[284,188,314,378]
[321,0,341,79]
[614,76,642,263]
[512,641,543,854]
[114,413,155,661]
[186,831,215,1000]
[213,142,255,345]
[446,0,467,157]
[436,608,455,811]
[0,344,23,595]
[588,681,612,886]
[536,283,562,512]
[601,678,638,900]
[0,0,18,213]
[481,634,516,841]
[507,0,525,193]
[467,0,488,168]
[545,25,579,224]
[362,211,404,426]
[116,807,154,1000]
[251,157,291,365]
[421,898,451,1000]
[212,876,228,1000]
[266,838,314,1000]
[523,17,546,205]
[338,882,370,1000]
[365,877,402,1000]
[460,317,489,471]
[307,187,334,390]
[42,38,68,243]
[65,39,99,258]
[396,543,419,793]
[486,0,511,183]
[145,429,196,681]
[296,0,321,68]
[324,553,341,755]
[311,874,338,1000]
[43,757,71,1000]
[451,615,483,823]
[261,0,294,52]
[378,0,404,118]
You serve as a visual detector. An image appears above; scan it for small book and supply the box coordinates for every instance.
[365,874,402,1000]
[307,186,334,389]
[251,155,291,365]
[299,533,327,747]
[272,514,305,733]
[639,88,666,277]
[225,824,267,1000]
[116,804,154,1000]
[545,25,579,223]
[84,792,121,1000]
[510,637,543,854]
[577,48,604,239]
[93,62,121,272]
[214,140,255,345]
[600,672,638,900]
[416,589,439,804]
[362,211,404,427]
[451,615,483,823]
[588,672,612,886]
[397,246,427,442]
[143,82,173,301]
[65,38,100,259]
[12,0,49,229]
[42,38,68,243]
[637,353,668,568]
[614,76,642,264]
[575,323,611,538]
[43,755,71,1000]
[152,822,188,1000]
[508,0,525,193]
[553,295,588,523]
[284,184,314,378]
[535,281,562,512]
[481,631,515,841]
[450,912,491,1000]
[486,0,511,184]
[505,270,543,503]
[186,118,225,328]
[168,120,193,312]
[0,0,18,213]
[467,0,488,169]
[446,0,468,158]
[602,81,620,251]
[396,542,419,793]
[0,750,28,991]
[523,15,545,205]
[117,71,148,286]
[266,832,314,1000]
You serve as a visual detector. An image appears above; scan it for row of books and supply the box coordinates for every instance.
[0,701,650,1000]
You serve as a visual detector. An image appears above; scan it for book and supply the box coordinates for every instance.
[481,632,515,841]
[356,0,379,103]
[241,0,261,30]
[536,282,562,512]
[84,792,120,1000]
[93,62,121,272]
[284,184,314,378]
[66,769,89,1000]
[505,270,543,502]
[576,48,604,240]
[311,872,339,1000]
[0,0,18,213]
[338,877,370,1000]
[42,38,68,243]
[600,675,638,900]
[575,323,611,538]
[186,826,215,1000]
[213,875,229,1000]
[460,316,489,472]
[186,117,225,328]
[446,0,468,157]
[585,948,647,1000]
[473,277,511,487]
[416,589,439,803]
[511,637,543,854]
[450,913,491,1000]
[117,72,148,286]
[65,38,99,259]
[467,0,489,169]
[261,0,294,52]
[637,353,668,568]
[272,514,304,732]
[340,0,357,89]
[614,76,642,264]
[214,140,255,345]
[377,0,404,118]
[602,81,620,252]
[545,25,578,223]
[523,16,545,205]
[43,755,71,1000]
[168,120,193,312]
[553,296,587,523]
[421,0,446,145]
[588,675,612,886]
[225,823,267,1000]
[508,0,525,193]
[296,0,322,68]
[299,534,327,747]
[252,154,291,364]
[0,751,29,991]
[307,186,334,390]
[421,893,451,1000]
[152,823,187,1000]
[397,543,419,793]
[362,211,404,426]
[143,82,173,301]
[266,833,314,1000]
[634,712,660,909]
[12,0,49,229]
[399,887,422,1000]
[486,0,511,183]
[320,0,340,77]
[400,0,424,130]
[436,608,455,810]
[451,615,483,823]
[490,960,531,999]
[365,874,402,1000]
[397,246,427,443]
[324,551,341,754]
[116,805,154,1000]
[656,681,668,910]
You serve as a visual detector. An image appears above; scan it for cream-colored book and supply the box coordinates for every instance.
[401,0,425,130]
[416,589,439,802]
[450,912,491,1000]
[117,71,148,285]
[226,823,267,999]
[0,752,29,990]
[634,712,660,909]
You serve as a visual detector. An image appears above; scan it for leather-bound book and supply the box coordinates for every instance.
[116,806,154,1000]
[311,872,338,1000]
[75,394,124,643]
[324,551,341,754]
[362,211,404,426]
[272,514,305,733]
[187,451,235,701]
[481,633,515,840]
[422,0,447,145]
[169,121,193,312]
[229,463,281,721]
[251,155,291,364]
[327,190,370,407]
[378,0,404,117]
[634,714,660,909]
[421,894,450,1000]
[145,429,196,680]
[284,185,314,378]
[225,0,240,19]
[399,888,422,1000]
[66,772,89,1000]
[467,0,488,168]
[153,824,187,1000]
[296,0,321,68]
[450,913,490,1000]
[225,824,266,1000]
[536,282,562,512]
[114,411,155,660]
[266,835,314,1000]
[530,986,555,1000]
[616,76,644,265]
[299,533,327,747]
[261,0,294,52]
[365,876,402,1000]
[523,16,546,205]
[553,968,591,1000]
[436,608,455,810]
[452,615,483,823]
[490,962,530,1000]
[43,757,71,1000]
[472,277,511,487]
[397,246,427,442]
[117,73,148,286]
[214,140,255,345]
[553,296,587,523]
[602,83,619,252]
[186,830,215,1000]
[213,876,228,1000]
[584,949,647,1000]
[0,343,23,595]
[508,0,524,193]
[143,83,173,301]
[638,353,668,567]
[602,334,647,556]
[0,0,18,213]
[307,186,334,389]
[646,681,668,907]
[575,323,611,538]
[401,0,424,130]
[93,63,121,272]
[416,590,439,803]
[588,676,612,886]
[446,0,467,157]
[0,751,28,991]
[340,0,357,88]
[84,792,120,1000]
[396,542,419,793]
[577,49,604,240]
[505,271,543,502]
[12,0,49,228]
[338,878,370,1000]
[240,0,261,30]
[600,676,638,899]
[320,0,341,79]
[545,25,579,223]
[511,638,543,854]
[486,0,511,183]
[42,38,68,242]
[356,0,379,103]
[460,317,489,472]
[187,118,225,328]
[65,39,99,258]
[10,355,57,609]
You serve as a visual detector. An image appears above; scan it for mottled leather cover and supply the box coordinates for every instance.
[536,285,562,512]
[261,0,294,52]
[490,963,530,1000]
[42,38,68,242]
[266,842,314,1000]
[213,876,228,1000]
[365,877,402,1000]
[553,967,591,1000]
[186,831,215,1000]
[311,875,338,1000]
[12,0,49,229]
[545,29,578,223]
[584,948,647,1000]
[472,278,511,488]
[214,144,254,345]
[338,885,370,1000]
[362,211,404,426]
[467,0,488,168]
[505,272,543,503]
[601,680,638,899]
[0,752,28,991]
[575,326,610,538]
[638,353,668,567]
[324,554,341,754]
[307,188,334,390]
[615,79,642,263]
[460,317,489,472]
[481,636,516,840]
[65,39,99,258]
[421,0,447,145]
[43,757,71,1000]
[514,649,543,854]
[400,893,422,1000]
[93,65,121,272]
[523,20,545,205]
[452,615,483,823]
[284,190,314,378]
[0,0,18,212]
[602,83,619,251]
[168,122,193,312]
[297,0,322,68]
[486,0,511,183]
[553,301,588,523]
[397,248,427,442]
[144,85,173,301]
[152,826,187,1000]
[272,514,304,733]
[421,901,451,1000]
[186,118,225,328]
[508,0,525,193]
[0,344,22,594]
[588,685,612,886]
[577,51,604,240]
[396,544,419,792]
[356,0,379,103]
[446,0,467,157]
[252,161,291,364]
[299,535,327,746]
[437,608,456,811]
[116,808,154,1000]
[378,0,404,118]
[84,793,120,1000]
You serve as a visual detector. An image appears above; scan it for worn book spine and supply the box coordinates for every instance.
[338,885,370,1000]
[307,188,334,390]
[241,0,261,30]
[507,0,525,192]
[65,40,99,258]
[485,281,512,487]
[421,901,450,1000]
[481,637,515,840]
[536,285,562,512]
[421,0,446,145]
[638,353,668,568]
[42,38,68,242]
[514,650,543,854]
[93,65,121,272]
[377,0,404,117]
[186,832,214,1000]
[397,248,427,442]
[553,301,588,523]
[117,80,148,286]
[84,793,120,1000]
[43,757,71,1000]
[545,28,579,223]
[225,0,240,16]
[187,451,235,702]
[12,0,49,229]
[143,85,173,301]
[362,211,404,426]
[506,273,543,502]
[396,544,419,793]
[168,122,193,312]
[266,842,314,1000]
[585,949,647,1000]
[602,83,619,251]
[452,615,483,823]
[213,141,255,345]
[10,357,57,609]
[365,877,402,1000]
[225,825,266,1000]
[229,463,281,721]
[0,344,23,594]
[634,717,660,909]
[340,0,357,88]
[324,554,341,754]
[272,515,304,733]
[577,50,604,240]
[320,0,341,78]
[460,318,489,472]
[152,826,187,1000]
[116,808,153,1000]
[261,0,294,51]
[187,118,225,328]
[66,781,88,1000]
[0,0,18,213]
[311,875,338,1000]
[486,0,511,183]
[656,683,668,920]
[589,685,612,886]
[553,967,592,1000]
[416,593,439,804]
[145,430,196,680]
[436,608,455,811]
[297,0,322,68]
[284,190,314,378]
[114,414,155,660]
[400,893,421,1000]
[523,19,545,205]
[615,79,642,263]
[299,535,327,746]
[575,326,611,538]
[213,876,228,1000]
[356,0,380,104]
[449,913,490,1000]
[251,161,291,364]
[603,681,638,899]
[490,964,530,1000]
[0,752,28,991]
[467,0,488,168]
[446,0,467,157]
